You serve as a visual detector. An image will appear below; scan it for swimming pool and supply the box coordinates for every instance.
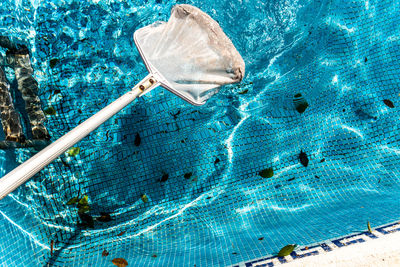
[0,0,400,266]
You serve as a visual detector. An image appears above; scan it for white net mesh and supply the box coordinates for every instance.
[134,4,245,105]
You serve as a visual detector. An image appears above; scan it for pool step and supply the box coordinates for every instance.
[0,37,51,148]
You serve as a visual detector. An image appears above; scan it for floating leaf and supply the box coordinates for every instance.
[97,212,112,222]
[299,150,309,167]
[141,194,149,203]
[78,205,90,214]
[117,231,126,236]
[66,197,79,205]
[134,133,141,146]
[383,99,394,108]
[78,213,94,228]
[160,173,169,182]
[50,58,59,69]
[238,89,248,95]
[67,147,80,157]
[184,172,193,179]
[44,106,56,115]
[112,258,128,267]
[277,244,296,257]
[293,93,309,114]
[102,250,109,257]
[368,221,372,233]
[259,167,274,178]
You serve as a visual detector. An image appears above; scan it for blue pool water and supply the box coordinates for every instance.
[1,0,400,266]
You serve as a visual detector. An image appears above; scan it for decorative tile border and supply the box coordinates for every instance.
[231,221,400,267]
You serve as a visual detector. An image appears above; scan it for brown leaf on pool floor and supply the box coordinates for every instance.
[258,237,264,240]
[214,158,220,164]
[383,99,394,108]
[184,172,192,179]
[117,231,126,236]
[112,258,128,267]
[96,212,112,222]
[50,240,54,255]
[320,158,326,163]
[299,150,309,167]
[141,194,149,203]
[160,173,169,182]
[102,250,109,257]
[134,133,141,146]
[152,254,157,258]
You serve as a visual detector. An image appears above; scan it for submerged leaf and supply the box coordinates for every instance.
[50,240,54,256]
[112,258,128,267]
[67,147,80,157]
[50,58,59,69]
[78,195,89,206]
[238,89,248,95]
[368,221,372,233]
[117,231,126,236]
[102,250,109,257]
[259,168,274,178]
[141,194,148,203]
[66,197,79,205]
[184,172,193,179]
[97,212,112,222]
[299,150,309,167]
[160,173,169,182]
[383,99,394,108]
[78,213,94,228]
[277,244,296,257]
[293,93,309,113]
[44,106,56,115]
[214,158,220,164]
[78,205,90,214]
[134,133,141,146]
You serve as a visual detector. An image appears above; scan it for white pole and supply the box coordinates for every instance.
[0,74,159,200]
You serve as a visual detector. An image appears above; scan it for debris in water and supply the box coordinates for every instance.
[299,150,309,167]
[117,231,126,236]
[320,158,326,163]
[259,167,274,178]
[277,244,296,257]
[214,158,220,164]
[50,240,54,255]
[97,212,112,222]
[112,258,128,267]
[78,213,94,228]
[152,254,157,258]
[102,250,109,257]
[184,172,193,179]
[141,194,149,203]
[66,197,79,205]
[238,89,248,95]
[288,178,295,182]
[383,99,394,108]
[293,93,309,113]
[50,58,59,69]
[44,106,56,115]
[160,173,169,182]
[258,237,264,241]
[368,221,372,233]
[67,147,81,157]
[134,133,141,146]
